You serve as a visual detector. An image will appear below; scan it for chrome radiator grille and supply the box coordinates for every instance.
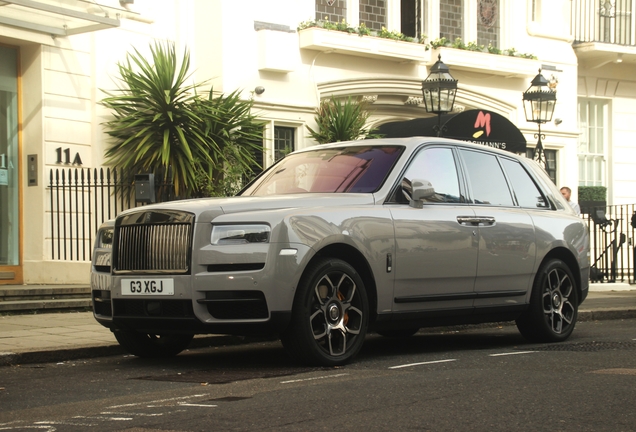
[113,210,194,274]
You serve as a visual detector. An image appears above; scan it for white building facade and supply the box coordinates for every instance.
[0,0,634,285]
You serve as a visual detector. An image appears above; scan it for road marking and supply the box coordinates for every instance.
[73,416,132,421]
[16,424,71,430]
[281,373,349,384]
[178,403,218,407]
[100,412,164,417]
[108,394,206,409]
[389,359,456,369]
[590,368,636,376]
[34,420,97,427]
[1,427,56,431]
[489,351,536,357]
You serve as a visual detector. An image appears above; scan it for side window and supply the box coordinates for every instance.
[460,149,513,206]
[402,147,462,203]
[274,126,295,162]
[501,158,548,209]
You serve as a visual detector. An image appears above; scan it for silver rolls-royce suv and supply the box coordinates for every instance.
[91,137,590,366]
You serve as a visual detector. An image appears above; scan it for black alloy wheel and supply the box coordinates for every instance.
[516,259,578,342]
[281,257,369,366]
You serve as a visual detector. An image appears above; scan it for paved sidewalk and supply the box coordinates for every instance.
[1,283,635,366]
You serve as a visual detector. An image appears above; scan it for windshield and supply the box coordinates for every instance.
[241,145,404,196]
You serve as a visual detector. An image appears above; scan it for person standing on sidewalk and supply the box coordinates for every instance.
[560,186,581,216]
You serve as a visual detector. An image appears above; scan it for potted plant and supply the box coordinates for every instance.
[578,186,607,214]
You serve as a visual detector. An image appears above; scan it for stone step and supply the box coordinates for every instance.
[0,286,91,302]
[0,285,92,313]
[0,298,92,313]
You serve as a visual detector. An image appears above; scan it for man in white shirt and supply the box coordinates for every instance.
[560,186,581,216]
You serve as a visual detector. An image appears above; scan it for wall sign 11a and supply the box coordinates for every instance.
[56,147,83,165]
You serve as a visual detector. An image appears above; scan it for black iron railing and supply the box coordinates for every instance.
[571,0,636,46]
[46,169,636,284]
[48,167,176,261]
[582,204,636,284]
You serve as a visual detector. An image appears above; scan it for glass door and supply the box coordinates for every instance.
[0,45,21,284]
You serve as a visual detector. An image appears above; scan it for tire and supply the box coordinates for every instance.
[516,259,579,343]
[281,257,369,366]
[376,328,419,338]
[114,330,194,358]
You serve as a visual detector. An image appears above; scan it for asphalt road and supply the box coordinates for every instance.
[1,319,635,431]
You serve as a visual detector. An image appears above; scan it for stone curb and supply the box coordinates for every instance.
[2,309,635,367]
[0,335,268,367]
[578,309,636,322]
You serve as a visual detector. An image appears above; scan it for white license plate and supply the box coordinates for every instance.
[121,278,174,296]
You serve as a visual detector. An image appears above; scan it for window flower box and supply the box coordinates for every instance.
[298,27,430,63]
[429,47,540,78]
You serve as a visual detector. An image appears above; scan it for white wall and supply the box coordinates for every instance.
[7,0,635,284]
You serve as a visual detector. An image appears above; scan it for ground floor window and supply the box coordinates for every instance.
[526,148,557,184]
[274,126,296,162]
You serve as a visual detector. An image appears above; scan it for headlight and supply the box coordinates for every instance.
[211,224,270,245]
[96,227,114,249]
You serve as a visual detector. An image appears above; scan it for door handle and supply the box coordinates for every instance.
[457,216,496,226]
[457,216,481,225]
[475,216,496,226]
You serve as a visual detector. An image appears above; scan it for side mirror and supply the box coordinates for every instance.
[409,178,435,208]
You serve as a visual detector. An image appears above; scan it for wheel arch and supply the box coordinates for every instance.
[538,247,583,305]
[310,243,379,323]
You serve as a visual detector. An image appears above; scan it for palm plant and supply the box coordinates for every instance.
[193,88,264,197]
[306,97,382,144]
[101,41,263,198]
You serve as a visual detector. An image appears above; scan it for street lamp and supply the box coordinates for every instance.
[422,54,458,136]
[522,69,556,166]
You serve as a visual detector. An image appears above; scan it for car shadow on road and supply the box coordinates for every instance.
[360,323,529,360]
[118,323,533,384]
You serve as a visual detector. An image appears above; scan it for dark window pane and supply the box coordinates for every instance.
[544,149,557,184]
[401,0,425,38]
[274,127,295,162]
[315,0,346,23]
[360,0,387,31]
[526,148,557,184]
[477,0,499,48]
[440,0,463,41]
[460,149,513,206]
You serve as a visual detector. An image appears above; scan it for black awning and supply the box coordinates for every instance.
[376,109,527,154]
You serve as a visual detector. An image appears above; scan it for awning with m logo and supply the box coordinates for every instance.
[376,109,527,154]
